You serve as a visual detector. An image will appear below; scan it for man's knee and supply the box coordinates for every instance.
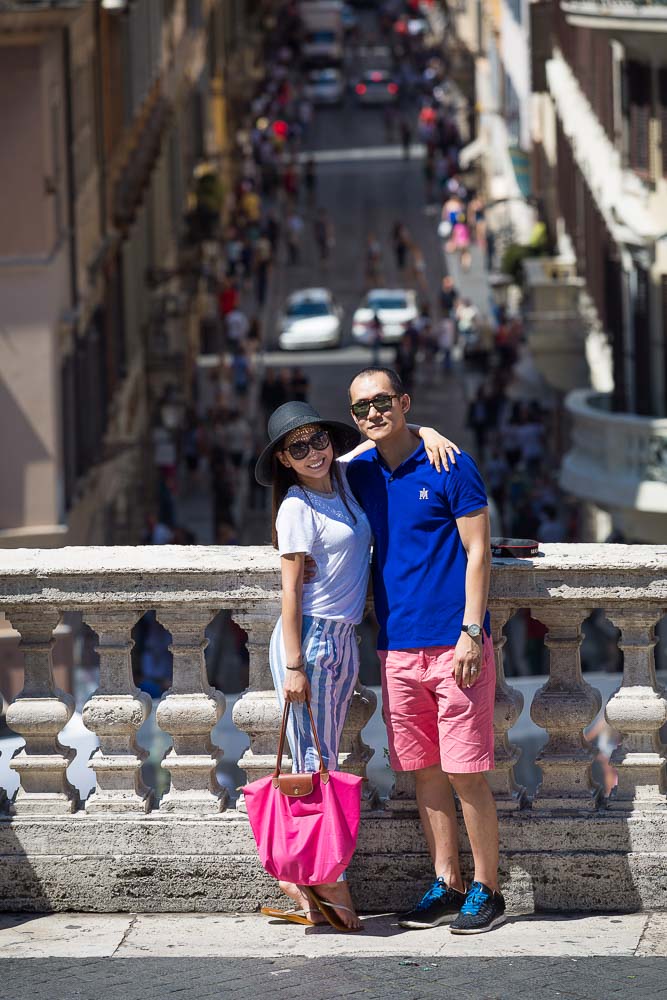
[447,771,489,795]
[414,763,446,785]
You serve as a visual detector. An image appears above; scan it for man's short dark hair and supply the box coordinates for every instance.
[349,367,405,399]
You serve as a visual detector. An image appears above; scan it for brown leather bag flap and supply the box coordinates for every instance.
[273,773,314,797]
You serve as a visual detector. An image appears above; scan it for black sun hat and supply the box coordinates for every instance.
[255,401,361,487]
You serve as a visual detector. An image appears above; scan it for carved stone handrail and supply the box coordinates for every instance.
[0,543,665,820]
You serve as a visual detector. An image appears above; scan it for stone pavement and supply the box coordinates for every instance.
[1,911,666,999]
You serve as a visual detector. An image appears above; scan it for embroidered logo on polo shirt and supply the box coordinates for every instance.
[419,488,429,500]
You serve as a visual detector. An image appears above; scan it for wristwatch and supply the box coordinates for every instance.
[461,623,482,639]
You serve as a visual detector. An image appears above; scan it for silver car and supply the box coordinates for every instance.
[354,70,399,105]
[278,288,343,350]
[304,68,345,106]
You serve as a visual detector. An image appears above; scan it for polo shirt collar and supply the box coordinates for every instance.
[374,440,426,477]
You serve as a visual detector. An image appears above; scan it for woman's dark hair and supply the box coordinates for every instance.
[270,426,357,548]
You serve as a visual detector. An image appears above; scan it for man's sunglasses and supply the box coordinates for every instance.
[283,429,331,461]
[350,393,399,419]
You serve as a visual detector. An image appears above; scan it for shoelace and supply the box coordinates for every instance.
[414,878,449,912]
[460,882,490,915]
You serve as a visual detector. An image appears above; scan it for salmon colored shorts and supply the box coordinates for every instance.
[378,637,496,774]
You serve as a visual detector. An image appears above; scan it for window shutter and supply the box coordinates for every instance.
[659,68,667,178]
[627,61,651,176]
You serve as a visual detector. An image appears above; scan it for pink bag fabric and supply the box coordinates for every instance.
[244,699,363,886]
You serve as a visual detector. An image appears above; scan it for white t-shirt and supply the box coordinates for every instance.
[276,472,371,624]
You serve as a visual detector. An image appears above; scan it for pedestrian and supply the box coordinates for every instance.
[399,116,412,160]
[365,233,382,288]
[437,312,456,374]
[304,155,317,204]
[410,244,428,295]
[346,366,506,935]
[260,368,288,425]
[290,367,310,402]
[391,222,409,273]
[467,385,490,459]
[254,233,272,306]
[286,210,303,265]
[439,274,458,316]
[254,400,456,931]
[394,332,416,391]
[225,306,249,349]
[369,310,383,365]
[314,208,334,262]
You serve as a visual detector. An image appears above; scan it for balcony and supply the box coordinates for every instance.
[560,0,667,46]
[522,257,588,394]
[561,389,667,542]
[0,545,665,913]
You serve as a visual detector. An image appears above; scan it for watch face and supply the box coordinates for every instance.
[465,624,482,638]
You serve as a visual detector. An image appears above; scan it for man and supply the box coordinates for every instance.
[345,366,505,935]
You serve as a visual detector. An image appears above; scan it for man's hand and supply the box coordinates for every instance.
[284,669,310,703]
[303,555,318,583]
[453,632,482,688]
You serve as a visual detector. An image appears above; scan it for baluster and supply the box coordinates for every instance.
[530,606,602,810]
[82,608,153,813]
[487,603,526,810]
[385,770,417,812]
[155,607,227,813]
[232,604,286,807]
[6,609,78,814]
[605,607,667,811]
[338,680,380,810]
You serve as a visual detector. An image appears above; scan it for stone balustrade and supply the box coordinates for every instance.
[0,544,665,913]
[560,389,667,545]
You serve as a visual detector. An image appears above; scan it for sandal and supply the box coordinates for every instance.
[300,886,364,933]
[260,906,317,926]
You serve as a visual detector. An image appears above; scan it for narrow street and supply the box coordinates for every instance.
[244,19,482,542]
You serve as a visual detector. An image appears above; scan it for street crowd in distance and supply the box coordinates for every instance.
[143,0,578,557]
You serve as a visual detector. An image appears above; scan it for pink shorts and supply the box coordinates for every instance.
[378,638,496,774]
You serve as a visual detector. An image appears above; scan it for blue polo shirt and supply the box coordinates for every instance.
[346,443,490,650]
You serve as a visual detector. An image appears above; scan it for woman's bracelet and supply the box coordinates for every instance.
[286,663,304,672]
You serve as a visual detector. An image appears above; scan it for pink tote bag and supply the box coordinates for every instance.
[243,698,362,886]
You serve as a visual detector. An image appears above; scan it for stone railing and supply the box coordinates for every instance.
[561,390,667,544]
[0,544,665,913]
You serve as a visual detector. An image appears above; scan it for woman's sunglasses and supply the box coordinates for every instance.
[283,429,331,461]
[350,393,399,419]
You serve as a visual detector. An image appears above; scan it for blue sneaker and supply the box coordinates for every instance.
[449,880,506,934]
[398,877,467,929]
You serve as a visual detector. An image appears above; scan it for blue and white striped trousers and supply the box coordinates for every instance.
[269,614,360,773]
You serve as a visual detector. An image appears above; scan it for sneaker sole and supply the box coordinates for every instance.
[398,914,457,930]
[449,913,507,935]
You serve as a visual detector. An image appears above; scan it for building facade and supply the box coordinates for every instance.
[0,0,261,549]
[530,0,667,542]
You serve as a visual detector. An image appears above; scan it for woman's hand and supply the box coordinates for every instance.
[419,427,461,472]
[284,668,310,704]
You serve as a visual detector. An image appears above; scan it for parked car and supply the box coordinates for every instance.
[278,288,343,350]
[304,67,345,106]
[351,289,418,344]
[354,69,399,106]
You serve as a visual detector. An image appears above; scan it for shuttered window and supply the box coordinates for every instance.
[659,68,667,178]
[626,60,652,177]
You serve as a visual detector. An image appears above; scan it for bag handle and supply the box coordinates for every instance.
[274,697,329,783]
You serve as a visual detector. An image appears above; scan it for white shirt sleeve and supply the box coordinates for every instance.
[276,495,318,555]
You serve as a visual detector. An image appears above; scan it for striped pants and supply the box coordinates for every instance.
[269,615,360,774]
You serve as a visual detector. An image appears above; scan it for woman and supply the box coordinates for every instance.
[254,400,457,932]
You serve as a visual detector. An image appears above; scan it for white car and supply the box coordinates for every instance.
[278,288,343,350]
[304,68,345,105]
[352,289,418,344]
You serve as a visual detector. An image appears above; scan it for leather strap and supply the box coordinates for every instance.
[273,697,329,786]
